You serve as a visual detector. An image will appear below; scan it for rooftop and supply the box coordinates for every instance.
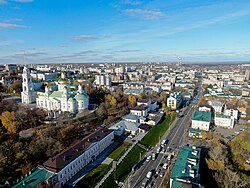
[189,128,205,134]
[192,111,211,122]
[123,114,139,121]
[12,168,54,188]
[226,104,238,110]
[131,104,148,111]
[170,146,202,188]
[42,128,113,173]
[215,113,231,119]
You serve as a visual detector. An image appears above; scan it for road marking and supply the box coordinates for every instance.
[155,105,193,170]
[132,106,194,188]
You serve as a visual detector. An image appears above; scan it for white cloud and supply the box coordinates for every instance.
[0,22,26,28]
[72,35,96,41]
[122,0,141,5]
[14,0,33,3]
[124,9,165,20]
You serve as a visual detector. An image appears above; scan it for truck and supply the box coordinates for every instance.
[146,171,153,179]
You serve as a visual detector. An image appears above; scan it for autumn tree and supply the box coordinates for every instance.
[0,111,20,134]
[96,103,108,118]
[105,94,117,107]
[159,91,169,104]
[128,95,137,107]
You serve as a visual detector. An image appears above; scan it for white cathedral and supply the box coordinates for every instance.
[21,67,89,115]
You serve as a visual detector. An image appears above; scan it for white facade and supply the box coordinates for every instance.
[30,72,57,81]
[191,120,210,131]
[36,84,89,113]
[208,100,223,113]
[224,109,238,120]
[43,129,114,187]
[198,106,211,112]
[33,72,89,114]
[21,67,37,104]
[167,92,182,110]
[95,75,112,87]
[215,114,234,129]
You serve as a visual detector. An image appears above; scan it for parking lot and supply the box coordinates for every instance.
[214,124,248,141]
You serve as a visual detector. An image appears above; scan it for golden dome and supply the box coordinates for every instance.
[58,78,69,84]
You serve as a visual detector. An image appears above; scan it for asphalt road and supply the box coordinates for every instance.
[126,79,202,188]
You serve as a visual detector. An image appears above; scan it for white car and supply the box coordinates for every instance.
[163,163,168,169]
[146,155,151,162]
[152,153,155,160]
[167,155,172,161]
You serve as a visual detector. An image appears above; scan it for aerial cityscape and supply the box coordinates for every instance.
[0,1,250,188]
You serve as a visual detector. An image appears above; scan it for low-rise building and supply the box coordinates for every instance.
[188,128,205,139]
[110,120,140,136]
[13,167,55,188]
[41,128,114,187]
[130,104,148,117]
[123,113,139,123]
[198,104,212,112]
[170,146,203,188]
[137,98,158,111]
[191,111,211,131]
[224,104,239,120]
[214,114,234,129]
[208,100,223,113]
[138,124,151,133]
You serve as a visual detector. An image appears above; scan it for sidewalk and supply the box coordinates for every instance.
[96,132,147,188]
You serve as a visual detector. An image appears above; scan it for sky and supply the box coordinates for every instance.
[0,0,250,64]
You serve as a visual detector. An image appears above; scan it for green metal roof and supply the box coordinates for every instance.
[216,114,231,119]
[189,128,205,134]
[12,168,54,188]
[74,93,88,100]
[49,91,63,98]
[192,111,211,122]
[170,146,202,188]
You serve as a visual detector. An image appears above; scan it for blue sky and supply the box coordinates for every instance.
[0,0,250,64]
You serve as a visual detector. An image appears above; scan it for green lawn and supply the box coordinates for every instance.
[109,142,132,161]
[140,115,176,147]
[76,164,111,188]
[161,176,169,188]
[100,172,118,188]
[115,145,146,182]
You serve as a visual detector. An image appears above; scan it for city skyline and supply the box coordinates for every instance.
[1,0,250,64]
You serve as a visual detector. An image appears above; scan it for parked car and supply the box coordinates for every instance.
[163,163,168,169]
[152,153,156,161]
[146,155,151,162]
[160,172,164,178]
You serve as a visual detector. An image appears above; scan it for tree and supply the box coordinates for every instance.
[0,111,20,134]
[105,94,117,107]
[96,103,108,118]
[159,92,169,103]
[128,95,137,107]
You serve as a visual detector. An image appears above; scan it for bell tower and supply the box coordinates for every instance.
[21,66,36,104]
